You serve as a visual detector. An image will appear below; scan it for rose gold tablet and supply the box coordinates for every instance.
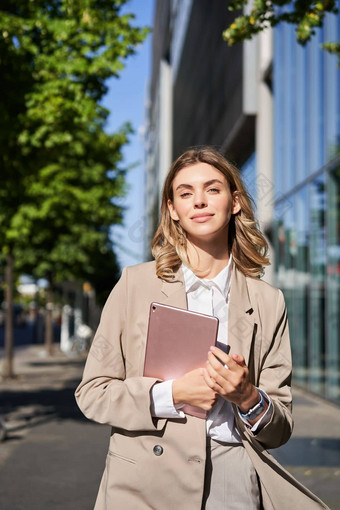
[143,302,220,418]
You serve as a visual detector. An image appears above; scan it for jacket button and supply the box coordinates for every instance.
[153,445,163,456]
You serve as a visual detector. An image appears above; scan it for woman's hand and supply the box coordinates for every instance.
[172,368,218,411]
[203,346,264,415]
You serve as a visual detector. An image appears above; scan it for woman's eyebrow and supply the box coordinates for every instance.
[175,179,224,191]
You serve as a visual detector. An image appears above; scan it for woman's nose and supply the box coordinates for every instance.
[194,193,207,208]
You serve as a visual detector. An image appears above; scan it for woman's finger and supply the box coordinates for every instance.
[231,353,246,367]
[202,367,216,388]
[209,346,229,365]
[206,354,232,388]
[205,361,233,394]
[208,349,237,372]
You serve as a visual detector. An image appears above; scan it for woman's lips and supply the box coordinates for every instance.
[191,214,214,223]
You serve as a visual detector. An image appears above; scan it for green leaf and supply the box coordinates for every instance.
[0,0,149,297]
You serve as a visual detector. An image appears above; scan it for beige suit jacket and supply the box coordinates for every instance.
[75,261,329,510]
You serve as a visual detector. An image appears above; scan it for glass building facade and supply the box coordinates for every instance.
[273,13,340,402]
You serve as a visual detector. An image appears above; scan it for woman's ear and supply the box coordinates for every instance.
[232,192,241,215]
[167,199,179,221]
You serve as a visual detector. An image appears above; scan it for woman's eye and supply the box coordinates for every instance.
[208,188,220,193]
[180,192,191,198]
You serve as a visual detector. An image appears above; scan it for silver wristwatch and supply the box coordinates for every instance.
[240,391,265,421]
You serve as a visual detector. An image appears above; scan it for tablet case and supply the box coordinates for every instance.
[143,302,219,419]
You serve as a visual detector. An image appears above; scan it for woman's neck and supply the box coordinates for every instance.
[186,239,230,279]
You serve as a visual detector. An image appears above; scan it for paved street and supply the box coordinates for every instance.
[0,346,109,510]
[0,345,339,509]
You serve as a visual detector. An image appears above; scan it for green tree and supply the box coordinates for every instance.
[13,127,129,354]
[0,0,36,377]
[223,0,339,63]
[0,0,148,374]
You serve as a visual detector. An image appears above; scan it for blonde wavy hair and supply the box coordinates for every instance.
[151,147,269,280]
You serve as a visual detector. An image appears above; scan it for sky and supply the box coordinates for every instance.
[102,0,155,269]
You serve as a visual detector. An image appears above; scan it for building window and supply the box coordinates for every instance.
[274,159,340,403]
[326,161,340,400]
[274,10,340,403]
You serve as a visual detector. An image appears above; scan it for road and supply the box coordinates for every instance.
[0,346,339,509]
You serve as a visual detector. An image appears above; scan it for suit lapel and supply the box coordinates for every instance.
[160,266,188,310]
[228,265,256,369]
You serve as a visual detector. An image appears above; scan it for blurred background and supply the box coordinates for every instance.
[0,0,339,509]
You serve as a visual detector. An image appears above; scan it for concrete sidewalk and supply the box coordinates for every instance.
[0,345,339,509]
[0,344,85,394]
[0,345,89,453]
[0,345,109,510]
[271,389,340,509]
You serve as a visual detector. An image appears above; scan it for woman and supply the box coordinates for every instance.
[75,147,328,509]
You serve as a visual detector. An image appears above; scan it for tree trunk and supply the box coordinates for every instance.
[3,252,14,378]
[45,277,54,356]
